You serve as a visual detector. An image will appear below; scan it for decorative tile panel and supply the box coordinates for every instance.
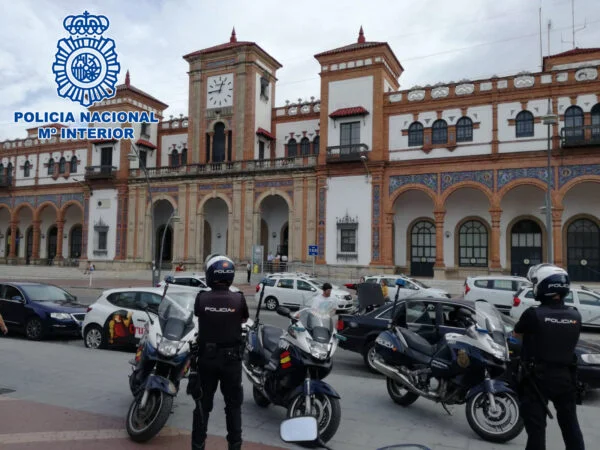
[37,194,60,207]
[372,185,381,261]
[575,68,597,81]
[558,164,600,188]
[318,188,326,258]
[497,167,554,190]
[389,174,437,195]
[0,197,11,207]
[455,83,475,95]
[255,180,294,188]
[60,193,84,206]
[441,170,493,192]
[150,186,179,193]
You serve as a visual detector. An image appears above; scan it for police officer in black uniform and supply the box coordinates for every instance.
[513,263,585,450]
[188,254,249,450]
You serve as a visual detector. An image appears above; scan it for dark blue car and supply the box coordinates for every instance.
[0,282,87,340]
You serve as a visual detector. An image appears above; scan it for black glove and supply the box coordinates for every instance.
[187,372,200,397]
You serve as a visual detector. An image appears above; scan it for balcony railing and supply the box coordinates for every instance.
[128,156,317,179]
[85,165,117,180]
[326,144,369,162]
[560,125,600,148]
[0,177,12,188]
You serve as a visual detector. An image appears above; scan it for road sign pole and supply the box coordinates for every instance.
[312,254,315,277]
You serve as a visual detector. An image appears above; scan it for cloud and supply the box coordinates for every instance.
[0,0,599,140]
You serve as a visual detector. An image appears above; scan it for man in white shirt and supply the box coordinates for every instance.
[311,282,337,317]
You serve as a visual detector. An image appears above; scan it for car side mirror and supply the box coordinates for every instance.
[276,306,292,318]
[311,287,317,292]
[12,296,23,302]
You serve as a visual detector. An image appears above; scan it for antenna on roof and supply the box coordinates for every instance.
[561,0,586,49]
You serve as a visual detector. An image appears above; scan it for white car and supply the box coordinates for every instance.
[255,275,354,312]
[266,273,342,289]
[464,275,532,314]
[511,285,600,327]
[82,286,198,349]
[156,273,240,292]
[361,275,451,299]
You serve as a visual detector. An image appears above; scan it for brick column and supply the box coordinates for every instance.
[489,208,502,270]
[433,211,446,269]
[381,212,395,266]
[56,220,65,259]
[552,208,564,267]
[8,220,17,258]
[32,220,41,260]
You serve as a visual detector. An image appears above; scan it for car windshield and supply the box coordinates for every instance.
[158,291,196,322]
[20,285,74,302]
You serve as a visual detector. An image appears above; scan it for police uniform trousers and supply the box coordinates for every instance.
[191,346,243,449]
[520,364,585,450]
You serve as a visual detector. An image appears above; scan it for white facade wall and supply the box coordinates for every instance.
[443,188,491,268]
[392,190,435,266]
[204,198,229,255]
[160,134,187,167]
[562,183,600,226]
[327,76,373,150]
[275,119,319,158]
[90,142,121,168]
[326,176,372,266]
[254,72,273,157]
[14,155,36,187]
[87,188,118,261]
[498,99,548,154]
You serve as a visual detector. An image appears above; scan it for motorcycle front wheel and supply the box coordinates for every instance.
[126,390,173,442]
[287,393,341,446]
[465,391,524,443]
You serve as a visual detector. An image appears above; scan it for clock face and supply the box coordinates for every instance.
[206,74,233,108]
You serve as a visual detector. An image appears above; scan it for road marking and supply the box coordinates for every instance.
[0,427,187,444]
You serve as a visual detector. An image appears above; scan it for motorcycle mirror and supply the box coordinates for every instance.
[276,306,292,318]
[164,275,175,284]
[395,278,406,287]
[280,416,318,443]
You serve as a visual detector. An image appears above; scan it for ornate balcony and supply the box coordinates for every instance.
[325,144,369,163]
[560,125,600,148]
[85,165,117,180]
[128,156,317,179]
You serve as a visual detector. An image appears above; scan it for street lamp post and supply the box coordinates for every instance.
[127,141,158,286]
[157,209,181,283]
[542,101,559,264]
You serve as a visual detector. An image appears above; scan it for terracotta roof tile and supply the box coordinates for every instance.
[329,106,369,118]
[136,139,157,149]
[256,127,275,140]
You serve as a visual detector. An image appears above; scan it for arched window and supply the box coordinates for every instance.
[431,120,447,144]
[456,117,473,142]
[171,150,180,167]
[408,122,424,146]
[591,104,600,139]
[58,157,66,174]
[287,139,297,157]
[212,122,226,162]
[313,135,320,155]
[70,156,77,173]
[458,219,488,267]
[181,148,188,165]
[47,159,54,176]
[515,111,534,137]
[300,137,310,155]
[24,161,31,178]
[565,105,584,140]
[6,163,12,183]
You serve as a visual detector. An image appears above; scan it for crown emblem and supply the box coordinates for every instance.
[63,11,109,36]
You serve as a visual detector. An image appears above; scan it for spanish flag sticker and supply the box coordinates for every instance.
[280,351,291,368]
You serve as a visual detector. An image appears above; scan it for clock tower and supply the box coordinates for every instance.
[183,28,282,164]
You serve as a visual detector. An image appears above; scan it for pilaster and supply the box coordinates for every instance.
[56,220,65,260]
[552,207,564,267]
[489,208,502,270]
[187,184,198,263]
[292,175,304,262]
[433,210,446,269]
[232,180,243,260]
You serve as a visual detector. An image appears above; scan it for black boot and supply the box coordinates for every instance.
[228,441,242,450]
[191,441,205,450]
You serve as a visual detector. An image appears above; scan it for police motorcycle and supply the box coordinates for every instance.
[125,276,198,442]
[243,279,343,444]
[372,279,524,443]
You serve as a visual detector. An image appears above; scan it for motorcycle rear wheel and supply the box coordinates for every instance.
[126,390,173,442]
[386,377,420,406]
[466,391,523,443]
[287,393,341,447]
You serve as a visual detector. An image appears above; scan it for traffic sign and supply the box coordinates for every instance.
[308,245,318,256]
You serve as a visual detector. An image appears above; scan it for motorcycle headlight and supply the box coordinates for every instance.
[307,338,329,360]
[50,313,72,320]
[581,354,600,364]
[158,338,179,357]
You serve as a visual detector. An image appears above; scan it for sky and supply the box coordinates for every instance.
[0,0,599,141]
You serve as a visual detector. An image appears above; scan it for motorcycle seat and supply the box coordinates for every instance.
[399,328,436,356]
[261,325,284,356]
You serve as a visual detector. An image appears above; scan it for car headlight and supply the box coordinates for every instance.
[50,313,72,320]
[307,338,329,360]
[581,354,600,364]
[158,338,179,357]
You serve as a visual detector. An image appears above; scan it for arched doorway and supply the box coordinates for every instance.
[202,197,229,257]
[410,220,435,277]
[47,226,58,261]
[279,222,289,257]
[5,227,10,257]
[70,224,82,258]
[156,225,173,264]
[203,221,212,261]
[26,226,33,264]
[259,195,290,260]
[510,219,542,276]
[567,218,600,281]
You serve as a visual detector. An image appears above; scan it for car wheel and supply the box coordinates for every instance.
[264,296,279,311]
[84,325,106,349]
[25,317,44,340]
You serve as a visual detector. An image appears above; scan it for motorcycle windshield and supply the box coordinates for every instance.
[158,291,196,339]
[297,307,334,344]
[474,299,507,346]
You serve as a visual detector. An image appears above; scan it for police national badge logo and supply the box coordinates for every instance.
[52,11,120,107]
